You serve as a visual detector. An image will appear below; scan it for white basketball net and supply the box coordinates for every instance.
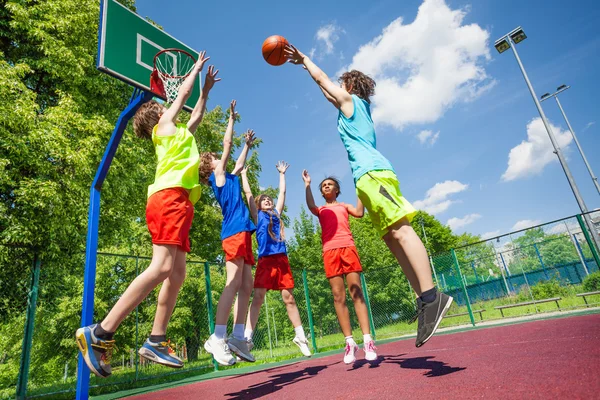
[155,50,196,104]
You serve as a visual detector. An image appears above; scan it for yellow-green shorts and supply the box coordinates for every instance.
[356,170,417,237]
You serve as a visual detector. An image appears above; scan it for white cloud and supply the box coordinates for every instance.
[481,230,500,240]
[417,130,440,145]
[339,0,493,130]
[502,118,572,181]
[311,23,344,60]
[512,219,542,231]
[413,180,468,214]
[447,213,481,230]
[582,121,595,132]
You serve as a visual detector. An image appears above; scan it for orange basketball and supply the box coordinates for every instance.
[262,35,289,66]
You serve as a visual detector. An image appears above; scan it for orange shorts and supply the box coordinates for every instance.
[323,246,363,278]
[146,187,194,253]
[254,253,295,290]
[222,231,255,265]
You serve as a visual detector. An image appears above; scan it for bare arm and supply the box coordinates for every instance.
[159,51,210,134]
[301,169,319,216]
[285,45,353,117]
[231,130,256,175]
[214,100,237,186]
[345,197,364,218]
[275,161,290,215]
[240,166,258,224]
[187,65,220,134]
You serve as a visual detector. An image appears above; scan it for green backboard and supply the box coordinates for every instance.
[97,0,200,111]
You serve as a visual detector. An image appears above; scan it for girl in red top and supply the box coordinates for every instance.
[302,170,377,364]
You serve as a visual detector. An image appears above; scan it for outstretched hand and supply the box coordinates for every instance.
[302,169,311,184]
[284,44,306,66]
[276,161,290,174]
[241,165,249,175]
[195,50,210,71]
[204,65,221,91]
[244,129,256,147]
[229,100,237,119]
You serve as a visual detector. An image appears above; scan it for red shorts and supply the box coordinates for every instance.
[323,246,363,278]
[254,253,295,290]
[222,231,255,265]
[146,187,194,253]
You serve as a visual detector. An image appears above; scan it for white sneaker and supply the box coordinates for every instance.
[343,341,359,364]
[204,335,235,366]
[293,337,312,357]
[227,336,255,362]
[363,340,378,361]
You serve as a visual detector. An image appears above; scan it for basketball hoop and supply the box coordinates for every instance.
[150,48,197,103]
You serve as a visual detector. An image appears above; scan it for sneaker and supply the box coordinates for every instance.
[204,335,236,366]
[343,341,359,364]
[75,324,115,378]
[413,291,453,348]
[247,337,254,352]
[227,336,255,362]
[293,337,312,357]
[363,340,378,361]
[138,339,183,368]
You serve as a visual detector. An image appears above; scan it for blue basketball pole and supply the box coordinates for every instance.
[76,89,152,400]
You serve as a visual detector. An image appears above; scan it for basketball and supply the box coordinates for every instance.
[262,35,289,66]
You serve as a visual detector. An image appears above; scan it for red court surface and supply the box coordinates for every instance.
[126,314,600,399]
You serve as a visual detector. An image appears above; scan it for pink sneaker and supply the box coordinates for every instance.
[364,340,378,361]
[343,342,359,364]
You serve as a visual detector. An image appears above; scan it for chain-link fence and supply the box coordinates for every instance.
[5,212,600,399]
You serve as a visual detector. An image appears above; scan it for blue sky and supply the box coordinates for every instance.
[136,0,600,239]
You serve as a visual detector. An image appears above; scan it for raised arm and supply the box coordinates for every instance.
[240,166,258,224]
[275,161,289,215]
[301,170,319,216]
[231,130,256,175]
[345,197,364,218]
[213,100,237,186]
[187,65,220,134]
[159,51,210,132]
[285,44,353,117]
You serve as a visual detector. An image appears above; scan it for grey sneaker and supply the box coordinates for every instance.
[138,339,183,368]
[413,292,453,347]
[204,335,236,366]
[227,336,255,362]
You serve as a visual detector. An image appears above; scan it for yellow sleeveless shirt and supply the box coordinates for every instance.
[147,123,201,205]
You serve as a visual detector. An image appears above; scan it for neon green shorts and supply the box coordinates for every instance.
[356,170,417,237]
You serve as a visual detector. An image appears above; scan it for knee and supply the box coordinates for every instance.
[253,290,266,304]
[332,290,346,305]
[240,277,253,296]
[391,224,413,245]
[282,291,296,306]
[154,258,175,280]
[170,266,187,285]
[348,284,364,302]
[225,273,243,291]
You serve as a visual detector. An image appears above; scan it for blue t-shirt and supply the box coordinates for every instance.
[209,172,256,240]
[256,210,287,258]
[337,95,395,183]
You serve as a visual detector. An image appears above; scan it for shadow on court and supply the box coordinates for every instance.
[224,362,339,399]
[383,354,466,377]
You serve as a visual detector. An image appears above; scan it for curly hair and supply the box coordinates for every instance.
[133,100,163,139]
[338,70,376,103]
[255,194,285,242]
[319,177,341,199]
[198,152,218,184]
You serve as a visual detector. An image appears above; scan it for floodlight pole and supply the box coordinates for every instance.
[76,89,152,400]
[500,32,600,253]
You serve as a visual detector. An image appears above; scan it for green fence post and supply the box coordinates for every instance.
[577,214,600,269]
[302,269,318,353]
[204,262,218,371]
[359,273,376,339]
[16,254,41,400]
[135,255,139,381]
[450,249,476,327]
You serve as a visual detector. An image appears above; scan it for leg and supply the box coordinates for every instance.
[151,248,188,336]
[345,273,371,335]
[102,244,178,332]
[214,257,245,326]
[329,276,353,337]
[246,288,267,331]
[232,263,254,325]
[281,289,302,328]
[383,218,434,296]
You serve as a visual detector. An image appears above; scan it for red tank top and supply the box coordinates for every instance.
[317,203,355,252]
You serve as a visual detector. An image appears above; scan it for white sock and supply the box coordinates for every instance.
[345,336,356,345]
[244,328,254,340]
[294,326,306,340]
[363,334,373,343]
[214,325,227,340]
[232,324,245,340]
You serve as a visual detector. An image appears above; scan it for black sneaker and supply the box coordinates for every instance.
[412,292,453,347]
